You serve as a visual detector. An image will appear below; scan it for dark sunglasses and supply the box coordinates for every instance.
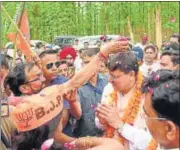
[46,61,60,70]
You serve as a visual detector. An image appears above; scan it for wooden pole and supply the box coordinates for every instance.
[155,4,162,50]
[13,2,26,67]
[147,5,151,42]
[127,16,134,43]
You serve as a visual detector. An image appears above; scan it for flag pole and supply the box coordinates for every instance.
[12,2,26,67]
[1,4,35,59]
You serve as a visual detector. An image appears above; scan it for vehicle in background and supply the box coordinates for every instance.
[5,40,48,50]
[30,40,48,49]
[77,35,101,48]
[5,42,14,49]
[77,35,121,49]
[53,35,77,48]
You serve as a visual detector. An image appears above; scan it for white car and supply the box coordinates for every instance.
[77,35,121,49]
[5,40,48,50]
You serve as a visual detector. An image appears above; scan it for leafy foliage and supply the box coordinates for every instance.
[1,2,179,45]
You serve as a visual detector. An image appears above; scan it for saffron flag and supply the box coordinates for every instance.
[7,9,34,61]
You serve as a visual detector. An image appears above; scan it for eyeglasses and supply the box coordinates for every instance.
[108,74,122,80]
[140,109,167,121]
[25,72,44,84]
[46,61,60,70]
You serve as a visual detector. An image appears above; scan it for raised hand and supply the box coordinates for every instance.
[63,89,78,103]
[100,41,129,57]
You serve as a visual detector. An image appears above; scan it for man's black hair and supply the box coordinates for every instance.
[59,59,67,65]
[4,62,36,96]
[82,47,100,58]
[161,50,180,66]
[142,70,180,126]
[107,52,139,75]
[0,54,9,69]
[170,33,180,43]
[144,45,156,53]
[164,42,180,51]
[39,49,58,58]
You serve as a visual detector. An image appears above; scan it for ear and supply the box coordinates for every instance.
[19,85,30,95]
[165,121,177,141]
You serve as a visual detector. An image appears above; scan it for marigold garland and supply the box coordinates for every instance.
[104,71,158,150]
[147,139,158,150]
[104,71,144,144]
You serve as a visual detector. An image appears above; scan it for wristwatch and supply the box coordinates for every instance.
[117,122,125,135]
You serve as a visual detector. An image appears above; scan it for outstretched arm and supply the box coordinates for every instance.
[62,41,128,94]
[54,109,76,144]
[40,41,128,96]
[69,137,126,150]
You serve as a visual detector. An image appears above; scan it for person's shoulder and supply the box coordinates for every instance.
[56,75,67,80]
[53,75,68,84]
[77,81,90,94]
[78,82,88,91]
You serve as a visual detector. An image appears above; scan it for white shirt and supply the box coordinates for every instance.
[96,83,148,150]
[140,62,160,78]
[120,124,179,150]
[74,55,83,72]
[121,123,152,150]
[100,83,146,128]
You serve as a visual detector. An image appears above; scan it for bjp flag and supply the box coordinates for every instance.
[7,9,33,61]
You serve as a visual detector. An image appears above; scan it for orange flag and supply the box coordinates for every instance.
[7,9,33,61]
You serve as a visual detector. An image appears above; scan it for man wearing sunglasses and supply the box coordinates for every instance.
[39,49,82,145]
[39,49,81,117]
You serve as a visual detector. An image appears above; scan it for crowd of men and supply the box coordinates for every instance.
[0,33,179,150]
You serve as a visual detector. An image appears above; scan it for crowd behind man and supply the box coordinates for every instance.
[0,33,179,150]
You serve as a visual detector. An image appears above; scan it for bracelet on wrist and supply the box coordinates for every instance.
[99,52,108,60]
[98,52,107,62]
